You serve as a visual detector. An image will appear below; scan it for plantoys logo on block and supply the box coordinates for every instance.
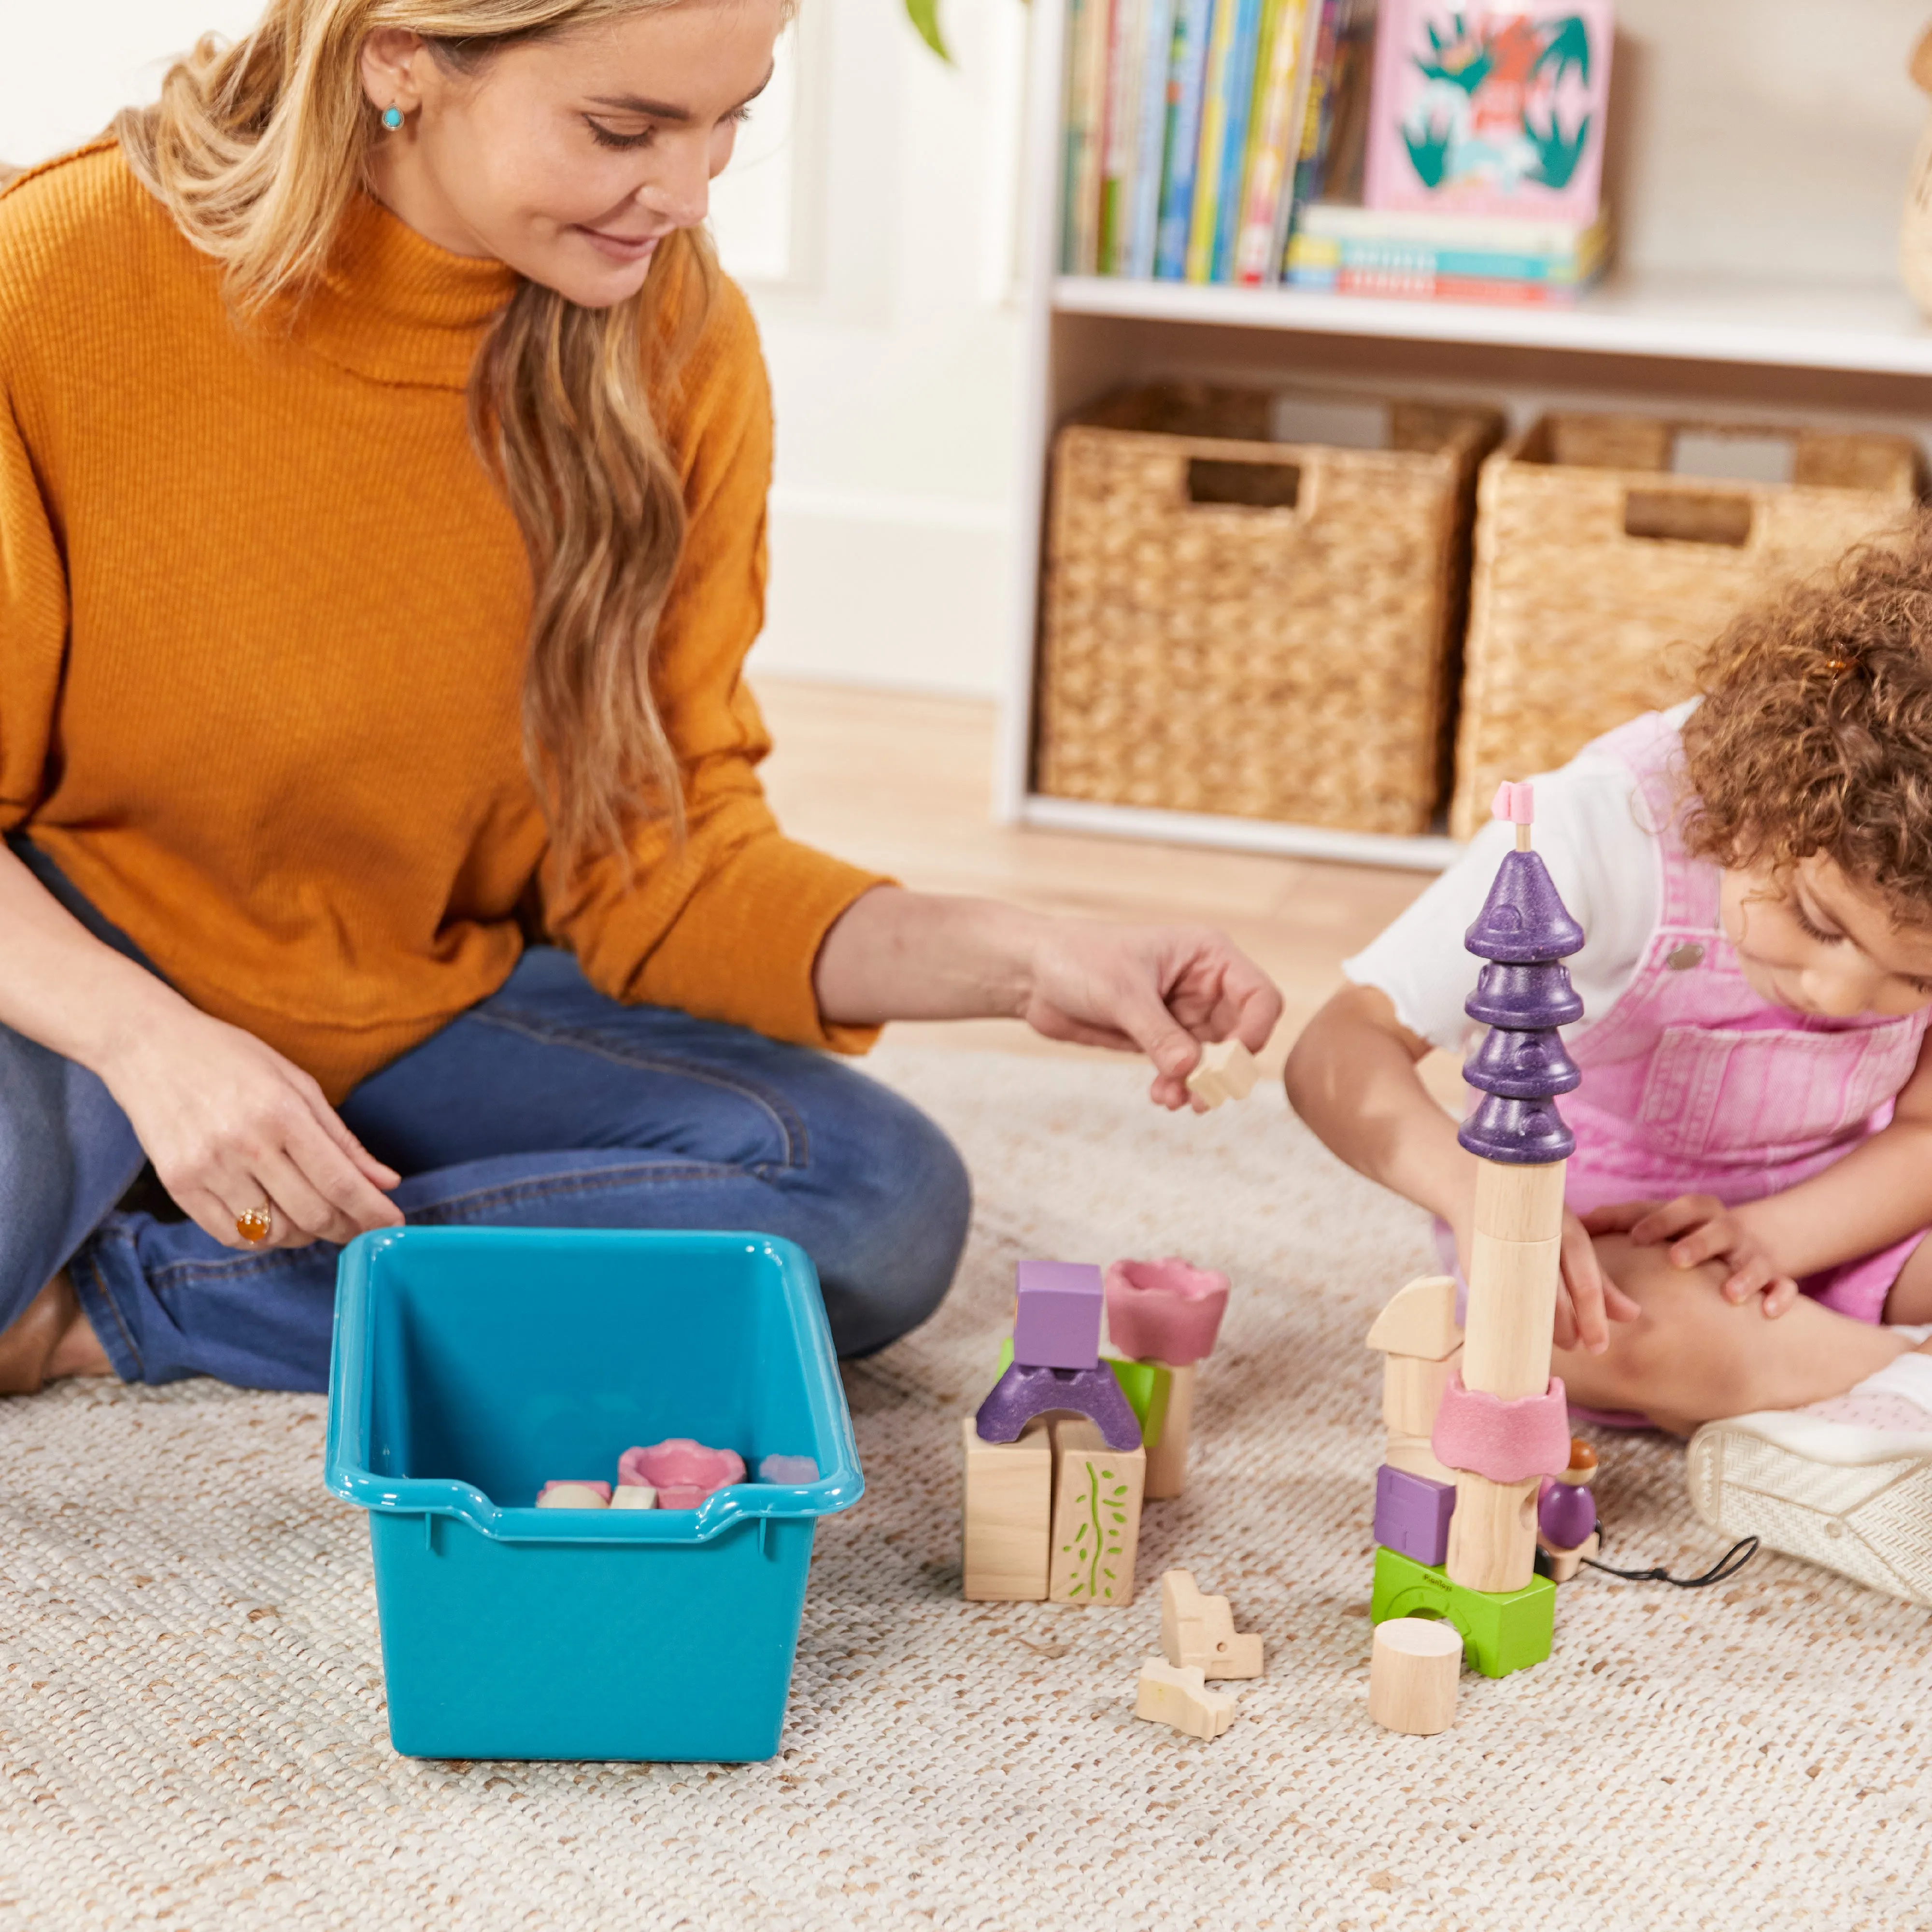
[1364,2,1613,223]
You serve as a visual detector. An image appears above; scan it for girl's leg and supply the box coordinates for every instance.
[1555,1234,1907,1436]
[76,949,972,1392]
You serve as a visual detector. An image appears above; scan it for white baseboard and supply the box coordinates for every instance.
[754,489,1016,697]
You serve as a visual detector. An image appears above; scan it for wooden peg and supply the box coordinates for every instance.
[1047,1418,1145,1605]
[1159,1569,1264,1679]
[1134,1659,1237,1739]
[1444,1471,1541,1594]
[961,1415,1052,1601]
[1185,1037,1259,1109]
[1365,1275,1461,1360]
[1368,1617,1462,1736]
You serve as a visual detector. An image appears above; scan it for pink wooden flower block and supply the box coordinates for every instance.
[617,1438,745,1507]
[1103,1258,1230,1366]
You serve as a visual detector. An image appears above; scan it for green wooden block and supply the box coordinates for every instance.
[992,1339,1170,1448]
[1370,1545,1555,1679]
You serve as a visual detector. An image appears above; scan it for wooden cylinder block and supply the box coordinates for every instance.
[1144,1360,1196,1500]
[1444,1471,1541,1593]
[1382,1349,1462,1435]
[1384,1430,1458,1486]
[1474,1158,1567,1244]
[1368,1617,1463,1736]
[1462,1231,1562,1399]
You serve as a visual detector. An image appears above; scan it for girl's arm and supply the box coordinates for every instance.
[812,885,1282,1108]
[1285,981,1635,1351]
[0,843,400,1250]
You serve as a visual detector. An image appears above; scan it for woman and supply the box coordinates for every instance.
[0,0,1279,1394]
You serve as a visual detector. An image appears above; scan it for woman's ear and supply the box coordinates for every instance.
[358,28,429,116]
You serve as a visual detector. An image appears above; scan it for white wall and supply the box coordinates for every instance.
[0,0,1028,698]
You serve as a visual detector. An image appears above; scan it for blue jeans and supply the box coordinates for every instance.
[1,845,971,1391]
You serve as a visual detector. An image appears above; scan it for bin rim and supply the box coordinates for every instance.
[323,1225,864,1544]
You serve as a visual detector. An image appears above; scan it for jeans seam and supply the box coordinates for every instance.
[84,1243,145,1377]
[469,1008,811,1168]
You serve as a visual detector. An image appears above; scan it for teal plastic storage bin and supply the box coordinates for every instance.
[324,1226,862,1762]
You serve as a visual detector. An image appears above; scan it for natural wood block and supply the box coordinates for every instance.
[1474,1159,1567,1244]
[1185,1037,1260,1108]
[1445,1471,1542,1594]
[1159,1568,1264,1679]
[1048,1418,1145,1605]
[1543,1527,1600,1584]
[1368,1618,1462,1736]
[1382,1348,1461,1436]
[1384,1430,1458,1486]
[962,1415,1052,1601]
[1462,1230,1562,1400]
[1144,1360,1196,1499]
[1365,1275,1461,1361]
[1134,1659,1237,1739]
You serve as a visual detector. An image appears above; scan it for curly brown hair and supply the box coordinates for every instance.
[1681,514,1932,918]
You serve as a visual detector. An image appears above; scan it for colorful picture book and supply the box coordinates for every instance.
[1362,2,1613,221]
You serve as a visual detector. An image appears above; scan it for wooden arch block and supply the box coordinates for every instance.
[1366,1276,1461,1361]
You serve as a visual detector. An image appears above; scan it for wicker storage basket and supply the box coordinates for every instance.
[1450,413,1922,836]
[1036,384,1505,836]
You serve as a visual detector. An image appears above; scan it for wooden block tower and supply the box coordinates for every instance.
[1369,781,1583,1681]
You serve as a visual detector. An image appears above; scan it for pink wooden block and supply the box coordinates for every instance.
[1431,1372,1571,1483]
[617,1438,746,1504]
[1103,1258,1230,1365]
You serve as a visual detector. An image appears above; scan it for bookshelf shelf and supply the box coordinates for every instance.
[1051,270,1932,379]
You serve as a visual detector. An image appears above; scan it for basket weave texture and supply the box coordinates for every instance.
[1450,413,1922,836]
[1037,384,1503,836]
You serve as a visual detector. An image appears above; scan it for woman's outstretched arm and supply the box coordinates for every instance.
[812,885,1283,1110]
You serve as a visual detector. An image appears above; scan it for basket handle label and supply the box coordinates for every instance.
[1186,456,1303,513]
[1623,487,1754,549]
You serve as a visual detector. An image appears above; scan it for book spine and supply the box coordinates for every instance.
[1127,0,1178,276]
[1336,242,1597,281]
[1234,0,1315,284]
[1288,0,1343,206]
[1098,0,1147,274]
[1184,0,1238,282]
[1335,265,1600,303]
[1075,0,1118,274]
[1153,0,1215,279]
[1266,0,1338,283]
[1208,0,1266,281]
[1060,0,1090,272]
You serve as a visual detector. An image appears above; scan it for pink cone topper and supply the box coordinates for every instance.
[1103,1258,1230,1365]
[1492,780,1534,825]
[618,1438,745,1508]
[1431,1372,1571,1484]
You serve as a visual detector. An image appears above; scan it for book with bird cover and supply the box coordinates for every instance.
[1362,1,1613,223]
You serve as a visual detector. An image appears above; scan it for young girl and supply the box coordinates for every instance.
[1287,526,1932,1605]
[0,1,1278,1396]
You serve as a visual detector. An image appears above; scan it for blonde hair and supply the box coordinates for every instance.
[115,1,716,867]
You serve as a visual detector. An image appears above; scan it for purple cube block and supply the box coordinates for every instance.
[1011,1259,1104,1370]
[1374,1463,1456,1569]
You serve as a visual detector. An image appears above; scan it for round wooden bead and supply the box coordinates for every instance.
[1368,1617,1463,1736]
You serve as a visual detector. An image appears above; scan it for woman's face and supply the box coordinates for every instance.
[1720,855,1932,1019]
[359,2,781,307]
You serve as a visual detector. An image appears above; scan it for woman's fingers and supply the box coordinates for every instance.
[293,1071,401,1189]
[248,1148,361,1247]
[280,1107,405,1234]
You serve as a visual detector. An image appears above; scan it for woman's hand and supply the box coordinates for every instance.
[98,1005,403,1252]
[1016,918,1284,1108]
[1584,1195,1801,1316]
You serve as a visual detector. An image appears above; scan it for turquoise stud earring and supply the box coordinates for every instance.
[381,104,404,131]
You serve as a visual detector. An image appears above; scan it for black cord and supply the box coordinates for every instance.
[1579,1526,1760,1589]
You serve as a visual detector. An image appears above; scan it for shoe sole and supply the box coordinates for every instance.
[1686,1414,1932,1606]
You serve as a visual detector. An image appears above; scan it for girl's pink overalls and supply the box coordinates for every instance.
[1558,710,1929,1321]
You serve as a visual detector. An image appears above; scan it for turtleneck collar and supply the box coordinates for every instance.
[298,192,521,390]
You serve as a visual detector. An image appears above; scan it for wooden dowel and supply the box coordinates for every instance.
[1444,1472,1541,1593]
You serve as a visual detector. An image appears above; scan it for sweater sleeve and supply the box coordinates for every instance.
[539,278,889,1053]
[0,381,66,835]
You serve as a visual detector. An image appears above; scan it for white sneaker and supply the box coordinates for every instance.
[1686,1351,1932,1606]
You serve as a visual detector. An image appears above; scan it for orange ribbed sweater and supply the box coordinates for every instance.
[0,142,882,1100]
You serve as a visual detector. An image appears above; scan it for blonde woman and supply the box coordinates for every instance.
[0,2,1280,1393]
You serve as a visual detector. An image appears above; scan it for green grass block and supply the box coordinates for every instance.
[1370,1545,1555,1679]
[990,1339,1170,1448]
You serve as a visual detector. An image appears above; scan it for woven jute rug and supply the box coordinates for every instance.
[2,1043,1928,1931]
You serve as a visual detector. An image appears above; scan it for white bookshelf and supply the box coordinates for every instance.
[997,0,1932,871]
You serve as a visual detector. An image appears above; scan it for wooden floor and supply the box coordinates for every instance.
[753,678,1437,1074]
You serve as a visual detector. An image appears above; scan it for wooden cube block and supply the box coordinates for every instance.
[1134,1659,1236,1739]
[1048,1418,1145,1606]
[1158,1568,1264,1678]
[962,1415,1052,1601]
[1383,1348,1461,1435]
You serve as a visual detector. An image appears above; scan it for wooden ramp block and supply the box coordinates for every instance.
[1365,1275,1462,1360]
[1159,1568,1264,1679]
[1185,1037,1260,1109]
[1368,1617,1462,1736]
[1048,1418,1145,1605]
[962,1415,1052,1601]
[1135,1659,1236,1739]
[1382,1348,1461,1436]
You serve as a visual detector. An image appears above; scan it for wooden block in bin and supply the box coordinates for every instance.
[962,1415,1051,1601]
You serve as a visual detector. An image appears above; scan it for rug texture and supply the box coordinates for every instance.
[1,1044,1928,1932]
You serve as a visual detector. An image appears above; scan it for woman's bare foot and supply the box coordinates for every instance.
[0,1271,112,1393]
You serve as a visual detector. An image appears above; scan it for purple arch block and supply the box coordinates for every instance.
[974,1362,1143,1450]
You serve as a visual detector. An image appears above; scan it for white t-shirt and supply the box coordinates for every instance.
[1344,703,1698,1052]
